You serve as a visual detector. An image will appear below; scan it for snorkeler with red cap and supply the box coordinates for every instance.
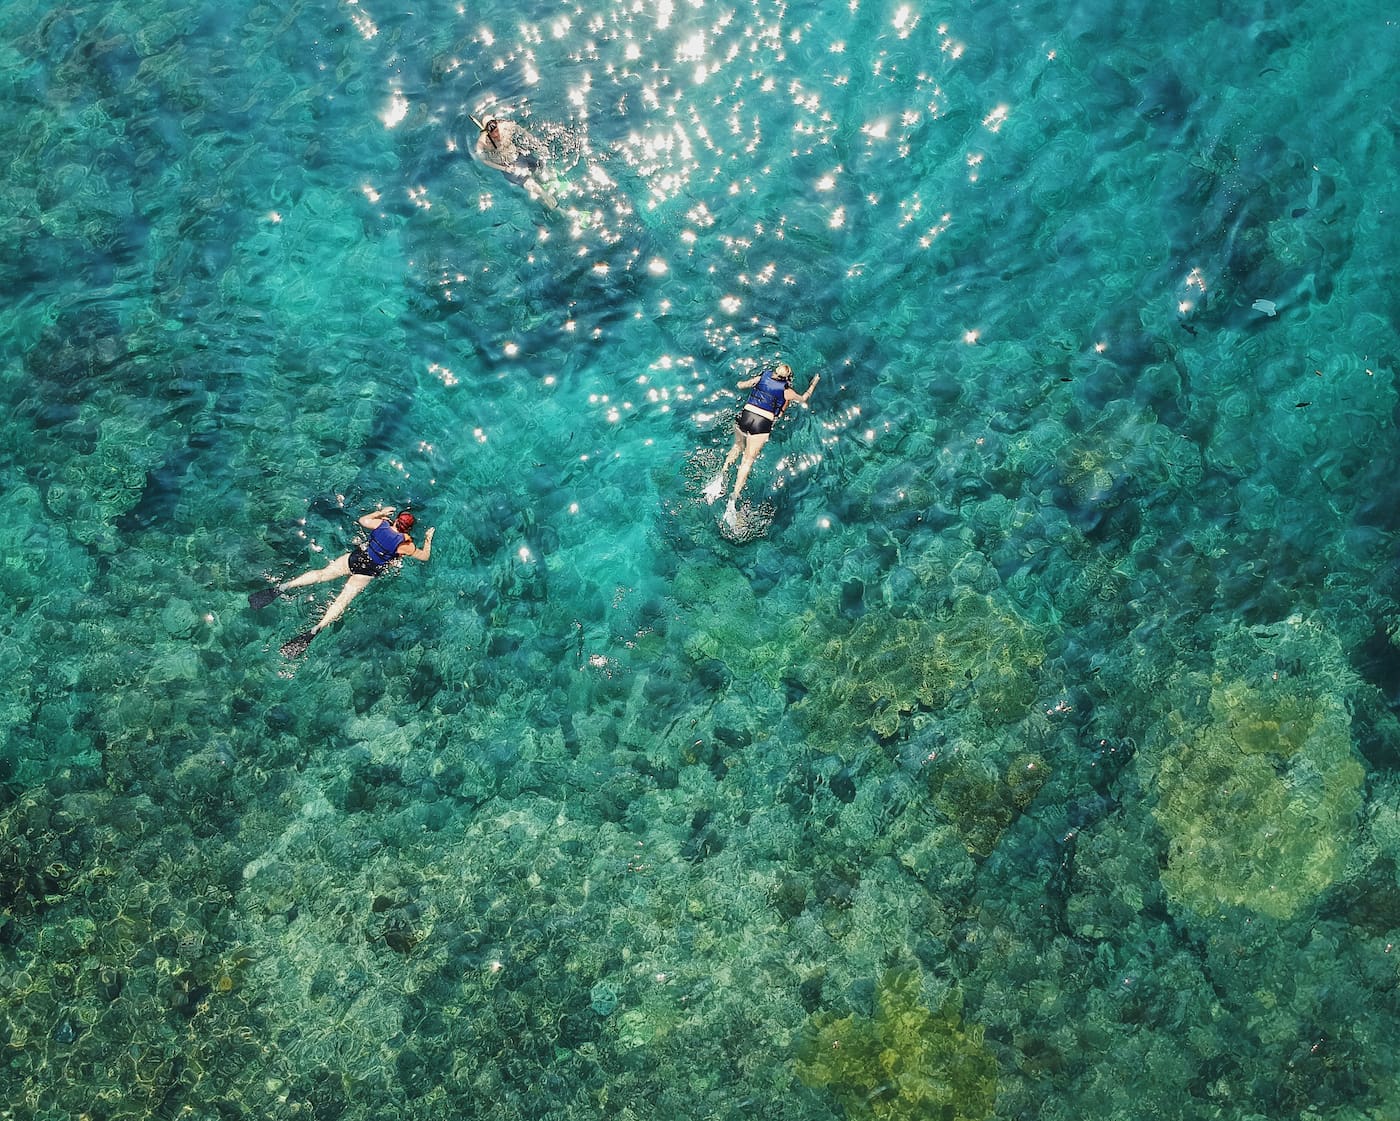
[248,506,435,657]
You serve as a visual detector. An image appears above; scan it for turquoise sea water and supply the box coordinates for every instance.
[3,0,1400,1117]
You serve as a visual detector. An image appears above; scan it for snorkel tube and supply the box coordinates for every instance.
[469,113,499,148]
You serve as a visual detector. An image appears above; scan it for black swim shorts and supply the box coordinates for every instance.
[348,548,381,577]
[737,408,774,436]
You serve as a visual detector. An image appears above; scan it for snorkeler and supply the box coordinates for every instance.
[248,506,435,658]
[474,116,559,211]
[704,363,820,521]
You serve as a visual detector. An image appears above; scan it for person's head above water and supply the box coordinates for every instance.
[774,363,793,380]
[394,511,416,531]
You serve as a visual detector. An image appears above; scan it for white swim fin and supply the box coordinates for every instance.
[702,474,726,505]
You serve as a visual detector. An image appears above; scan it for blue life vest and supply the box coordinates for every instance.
[745,367,789,415]
[364,523,406,567]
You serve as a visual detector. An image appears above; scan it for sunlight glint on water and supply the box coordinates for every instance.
[2,0,1399,1118]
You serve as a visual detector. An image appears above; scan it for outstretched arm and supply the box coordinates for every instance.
[791,374,820,405]
[476,136,510,170]
[736,375,761,390]
[359,507,394,529]
[407,526,436,562]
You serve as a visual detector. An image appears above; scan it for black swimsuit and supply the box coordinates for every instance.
[737,407,774,436]
[347,548,381,577]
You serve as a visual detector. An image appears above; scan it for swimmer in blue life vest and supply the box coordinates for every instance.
[475,117,559,211]
[703,363,820,516]
[248,507,435,658]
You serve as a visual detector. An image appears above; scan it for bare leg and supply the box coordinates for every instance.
[524,176,559,211]
[722,425,746,471]
[313,574,374,634]
[705,424,746,504]
[279,554,351,592]
[730,432,770,503]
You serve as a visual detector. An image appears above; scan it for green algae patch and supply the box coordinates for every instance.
[796,968,996,1121]
[811,591,1044,740]
[1153,676,1364,920]
[927,751,1051,857]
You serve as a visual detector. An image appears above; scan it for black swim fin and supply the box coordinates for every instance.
[248,586,282,610]
[280,630,317,658]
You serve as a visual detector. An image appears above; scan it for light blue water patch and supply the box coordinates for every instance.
[3,0,1400,1119]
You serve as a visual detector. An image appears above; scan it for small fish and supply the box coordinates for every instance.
[1294,401,1311,408]
[1179,320,1198,337]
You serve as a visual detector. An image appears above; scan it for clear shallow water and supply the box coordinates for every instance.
[3,0,1400,1117]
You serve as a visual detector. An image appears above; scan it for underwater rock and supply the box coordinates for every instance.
[839,577,866,618]
[829,769,857,804]
[147,646,199,684]
[1136,65,1194,130]
[159,597,200,638]
[589,979,619,1016]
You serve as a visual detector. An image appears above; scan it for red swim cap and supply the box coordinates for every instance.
[395,512,416,530]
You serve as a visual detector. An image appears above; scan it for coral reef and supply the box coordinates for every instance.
[796,967,997,1121]
[1151,621,1366,919]
[808,588,1045,741]
[3,1,1400,1120]
[927,750,1051,857]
